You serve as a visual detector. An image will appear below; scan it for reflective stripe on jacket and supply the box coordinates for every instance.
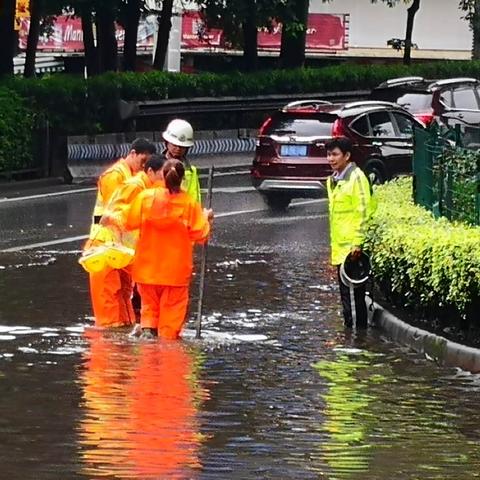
[182,165,201,204]
[326,163,375,266]
[125,187,210,286]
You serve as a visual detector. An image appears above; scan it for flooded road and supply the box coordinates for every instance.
[1,184,480,479]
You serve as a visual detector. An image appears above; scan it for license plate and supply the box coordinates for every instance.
[280,144,308,157]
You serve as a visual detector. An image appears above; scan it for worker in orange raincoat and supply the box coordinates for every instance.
[125,158,212,340]
[101,154,165,327]
[86,138,156,328]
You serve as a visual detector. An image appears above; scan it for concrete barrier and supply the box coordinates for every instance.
[371,303,480,373]
[67,134,256,181]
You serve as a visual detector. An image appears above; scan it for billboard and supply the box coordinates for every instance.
[18,12,348,52]
[181,11,222,49]
[257,14,348,51]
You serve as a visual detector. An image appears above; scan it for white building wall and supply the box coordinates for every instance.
[310,0,472,51]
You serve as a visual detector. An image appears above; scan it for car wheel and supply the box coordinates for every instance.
[264,193,291,211]
[364,162,386,185]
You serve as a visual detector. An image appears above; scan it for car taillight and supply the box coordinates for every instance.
[259,117,273,136]
[415,112,434,126]
[331,119,345,137]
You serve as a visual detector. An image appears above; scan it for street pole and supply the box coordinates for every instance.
[195,165,214,339]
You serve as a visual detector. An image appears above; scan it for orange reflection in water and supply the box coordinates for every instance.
[78,329,209,479]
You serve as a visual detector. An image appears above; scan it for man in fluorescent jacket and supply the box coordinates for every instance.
[326,137,375,329]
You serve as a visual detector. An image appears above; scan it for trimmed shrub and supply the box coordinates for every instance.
[0,87,36,172]
[364,178,480,323]
[4,60,480,135]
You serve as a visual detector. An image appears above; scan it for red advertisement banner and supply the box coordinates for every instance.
[257,14,348,50]
[18,12,348,52]
[181,11,223,49]
[19,17,85,51]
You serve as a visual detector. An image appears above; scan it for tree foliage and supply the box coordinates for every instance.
[459,0,480,59]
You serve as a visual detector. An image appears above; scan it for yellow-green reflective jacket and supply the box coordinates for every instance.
[182,165,201,204]
[326,163,376,265]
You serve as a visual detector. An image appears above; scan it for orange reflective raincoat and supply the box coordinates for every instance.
[87,158,135,328]
[125,187,210,338]
[126,187,210,286]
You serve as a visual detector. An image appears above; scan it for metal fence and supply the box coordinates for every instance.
[413,124,480,226]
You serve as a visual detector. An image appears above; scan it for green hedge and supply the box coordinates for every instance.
[3,60,480,172]
[0,87,35,173]
[364,178,480,321]
[4,60,480,135]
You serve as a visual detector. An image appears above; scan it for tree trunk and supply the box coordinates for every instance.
[80,8,98,76]
[403,0,420,65]
[153,0,174,70]
[0,0,16,76]
[96,6,118,72]
[279,0,309,69]
[24,0,42,77]
[123,0,141,71]
[472,0,480,59]
[242,0,258,72]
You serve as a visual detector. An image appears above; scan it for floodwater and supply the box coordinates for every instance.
[0,194,480,479]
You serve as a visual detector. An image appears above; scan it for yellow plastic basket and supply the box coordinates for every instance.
[104,243,135,269]
[78,246,108,273]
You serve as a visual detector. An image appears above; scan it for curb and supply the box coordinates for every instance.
[371,302,480,373]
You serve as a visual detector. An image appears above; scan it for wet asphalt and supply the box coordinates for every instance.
[0,166,480,479]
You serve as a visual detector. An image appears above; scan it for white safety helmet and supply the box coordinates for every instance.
[340,252,371,288]
[162,119,194,148]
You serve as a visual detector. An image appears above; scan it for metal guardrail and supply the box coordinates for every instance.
[119,90,370,120]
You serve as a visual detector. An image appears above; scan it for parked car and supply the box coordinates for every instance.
[370,76,480,130]
[251,99,424,210]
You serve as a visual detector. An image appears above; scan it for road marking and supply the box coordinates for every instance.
[0,186,253,203]
[216,198,325,218]
[200,169,250,178]
[0,198,326,252]
[203,187,255,194]
[0,188,96,204]
[1,235,89,253]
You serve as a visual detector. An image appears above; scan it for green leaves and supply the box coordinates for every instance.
[0,87,35,172]
[364,178,480,315]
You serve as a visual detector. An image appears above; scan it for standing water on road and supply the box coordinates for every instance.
[0,204,479,479]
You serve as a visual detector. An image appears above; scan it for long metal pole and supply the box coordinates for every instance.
[195,165,214,339]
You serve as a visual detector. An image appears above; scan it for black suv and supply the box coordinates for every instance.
[371,76,480,132]
[251,100,424,210]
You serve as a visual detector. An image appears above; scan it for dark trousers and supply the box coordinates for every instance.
[132,284,141,313]
[337,266,368,329]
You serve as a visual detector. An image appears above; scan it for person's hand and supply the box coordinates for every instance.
[204,208,214,222]
[99,214,112,226]
[350,246,362,260]
[100,213,121,228]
